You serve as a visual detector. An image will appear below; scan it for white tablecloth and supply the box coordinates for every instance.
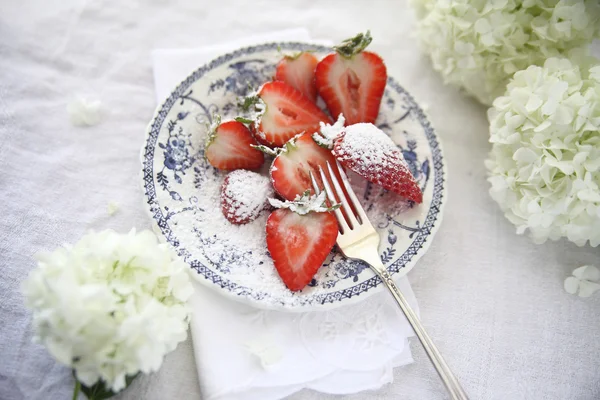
[1,1,599,399]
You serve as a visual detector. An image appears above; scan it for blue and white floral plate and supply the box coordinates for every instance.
[141,42,445,311]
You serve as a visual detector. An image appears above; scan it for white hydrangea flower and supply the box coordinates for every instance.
[22,229,194,393]
[411,0,600,105]
[486,57,600,247]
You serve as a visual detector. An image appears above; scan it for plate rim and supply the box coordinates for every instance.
[140,41,447,312]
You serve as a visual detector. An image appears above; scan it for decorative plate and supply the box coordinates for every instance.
[141,42,445,311]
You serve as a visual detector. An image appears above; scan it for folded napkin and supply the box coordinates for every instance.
[151,28,419,400]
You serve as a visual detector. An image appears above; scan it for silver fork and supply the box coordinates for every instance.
[310,160,468,400]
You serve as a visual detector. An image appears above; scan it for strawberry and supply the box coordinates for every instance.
[315,31,387,125]
[330,122,423,203]
[205,117,264,170]
[239,81,332,148]
[266,192,339,291]
[267,132,342,201]
[275,52,319,102]
[221,170,274,225]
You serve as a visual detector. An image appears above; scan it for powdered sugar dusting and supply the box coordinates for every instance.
[168,126,421,306]
[179,124,418,304]
[313,114,346,149]
[180,162,413,305]
[334,123,409,174]
[346,170,413,227]
[221,170,273,223]
[172,155,310,304]
[268,191,332,215]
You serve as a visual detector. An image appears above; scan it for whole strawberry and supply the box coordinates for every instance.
[314,116,423,203]
[221,170,274,225]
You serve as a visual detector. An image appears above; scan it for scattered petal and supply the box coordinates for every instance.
[572,265,600,282]
[244,337,283,370]
[564,276,579,294]
[67,96,103,127]
[107,201,119,216]
[577,280,600,298]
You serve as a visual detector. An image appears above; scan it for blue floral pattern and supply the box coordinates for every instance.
[156,112,195,201]
[141,42,445,309]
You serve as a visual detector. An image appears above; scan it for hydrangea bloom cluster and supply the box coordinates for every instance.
[22,229,193,392]
[486,57,600,247]
[412,0,600,105]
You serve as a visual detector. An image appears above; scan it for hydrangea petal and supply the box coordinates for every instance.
[577,280,600,297]
[572,265,600,281]
[564,276,579,294]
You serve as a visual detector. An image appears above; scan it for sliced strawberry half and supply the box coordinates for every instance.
[332,123,423,203]
[275,52,319,102]
[266,202,338,291]
[205,119,264,170]
[221,170,273,225]
[269,132,342,201]
[315,31,387,125]
[248,81,332,148]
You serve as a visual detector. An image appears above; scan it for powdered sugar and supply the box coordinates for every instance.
[313,114,346,149]
[177,125,417,305]
[181,170,274,283]
[221,170,273,224]
[206,114,222,142]
[184,172,306,305]
[346,170,413,228]
[237,88,267,139]
[269,191,333,215]
[334,123,408,174]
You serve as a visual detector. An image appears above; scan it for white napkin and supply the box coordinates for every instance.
[151,29,419,400]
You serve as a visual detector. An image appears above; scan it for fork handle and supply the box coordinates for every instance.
[374,267,469,400]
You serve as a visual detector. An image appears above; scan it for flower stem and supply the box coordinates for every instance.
[72,380,81,400]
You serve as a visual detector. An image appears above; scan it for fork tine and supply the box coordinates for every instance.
[333,160,369,223]
[319,165,359,231]
[310,170,349,234]
[309,171,321,195]
[325,161,361,228]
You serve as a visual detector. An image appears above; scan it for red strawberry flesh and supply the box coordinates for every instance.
[266,208,338,291]
[275,52,319,102]
[270,132,342,201]
[206,120,264,170]
[255,81,332,148]
[315,32,387,125]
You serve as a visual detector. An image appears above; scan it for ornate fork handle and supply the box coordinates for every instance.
[369,258,468,400]
[311,162,468,399]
